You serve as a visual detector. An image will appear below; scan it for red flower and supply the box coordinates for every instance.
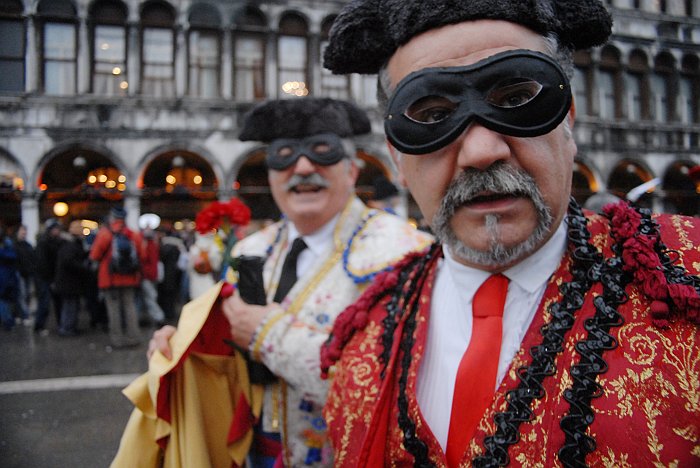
[195,198,251,234]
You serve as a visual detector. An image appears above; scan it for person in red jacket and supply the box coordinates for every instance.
[89,206,143,348]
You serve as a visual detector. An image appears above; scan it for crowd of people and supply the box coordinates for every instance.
[0,208,221,347]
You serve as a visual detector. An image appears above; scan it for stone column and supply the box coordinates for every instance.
[222,28,232,99]
[26,16,38,93]
[123,193,141,231]
[20,193,41,245]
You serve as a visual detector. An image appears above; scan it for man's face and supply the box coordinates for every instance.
[386,20,577,271]
[268,137,359,234]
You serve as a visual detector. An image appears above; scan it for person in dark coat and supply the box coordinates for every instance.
[13,224,37,325]
[55,220,90,336]
[157,227,186,320]
[0,224,18,330]
[34,218,64,333]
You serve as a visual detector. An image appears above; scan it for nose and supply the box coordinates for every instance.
[292,154,316,174]
[454,123,511,171]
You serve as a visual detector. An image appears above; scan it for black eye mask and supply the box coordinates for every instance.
[385,50,572,155]
[266,133,347,170]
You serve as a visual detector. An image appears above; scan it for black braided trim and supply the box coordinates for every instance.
[396,255,437,468]
[643,209,700,295]
[379,245,440,378]
[557,204,638,466]
[473,199,602,468]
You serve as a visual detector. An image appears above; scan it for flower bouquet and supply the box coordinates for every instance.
[194,197,251,278]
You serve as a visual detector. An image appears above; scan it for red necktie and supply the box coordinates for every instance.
[445,274,509,467]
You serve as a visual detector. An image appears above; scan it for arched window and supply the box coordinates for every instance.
[598,46,622,119]
[232,6,267,101]
[662,161,699,216]
[38,0,77,95]
[625,49,650,121]
[571,160,599,206]
[573,50,592,116]
[0,0,25,93]
[608,160,656,209]
[319,15,349,99]
[680,55,699,124]
[277,12,309,98]
[652,52,676,122]
[188,3,221,98]
[90,0,128,96]
[140,1,176,97]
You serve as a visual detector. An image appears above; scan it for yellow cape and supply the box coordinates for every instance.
[111,283,263,468]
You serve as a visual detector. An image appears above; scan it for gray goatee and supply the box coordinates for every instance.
[432,162,553,267]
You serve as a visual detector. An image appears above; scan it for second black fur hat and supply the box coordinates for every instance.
[324,0,613,74]
[239,98,371,142]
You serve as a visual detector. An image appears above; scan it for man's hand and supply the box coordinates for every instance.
[222,293,279,349]
[147,325,177,360]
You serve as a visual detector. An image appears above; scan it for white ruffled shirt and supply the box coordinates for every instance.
[416,221,568,450]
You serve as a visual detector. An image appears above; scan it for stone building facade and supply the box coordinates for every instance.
[0,0,698,241]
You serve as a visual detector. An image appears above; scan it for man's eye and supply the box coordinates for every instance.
[404,96,457,123]
[277,146,294,157]
[312,143,331,154]
[487,80,543,108]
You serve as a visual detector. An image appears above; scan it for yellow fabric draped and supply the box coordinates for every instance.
[111,283,263,468]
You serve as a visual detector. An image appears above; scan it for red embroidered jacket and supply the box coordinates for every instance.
[322,205,700,467]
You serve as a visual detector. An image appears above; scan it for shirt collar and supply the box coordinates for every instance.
[442,220,568,296]
[287,213,340,257]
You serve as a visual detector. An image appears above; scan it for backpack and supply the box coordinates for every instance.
[109,230,140,274]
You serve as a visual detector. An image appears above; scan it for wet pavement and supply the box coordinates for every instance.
[0,317,156,468]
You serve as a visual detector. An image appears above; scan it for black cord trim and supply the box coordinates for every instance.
[474,198,601,468]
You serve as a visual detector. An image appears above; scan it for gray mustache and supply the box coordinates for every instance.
[440,163,541,214]
[285,173,330,191]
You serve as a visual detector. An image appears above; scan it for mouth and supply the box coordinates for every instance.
[290,183,326,194]
[464,191,523,206]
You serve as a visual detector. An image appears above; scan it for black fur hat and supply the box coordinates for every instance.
[239,97,371,142]
[324,0,613,74]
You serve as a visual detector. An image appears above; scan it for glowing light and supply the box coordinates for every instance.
[105,180,116,189]
[193,175,202,184]
[282,81,308,95]
[118,175,126,183]
[53,202,69,217]
[100,43,110,51]
[174,221,184,230]
[88,175,97,184]
[98,174,108,183]
[112,67,121,75]
[39,183,47,191]
[119,81,129,90]
[166,175,177,184]
[117,183,126,191]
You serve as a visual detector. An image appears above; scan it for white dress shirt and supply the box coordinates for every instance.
[416,222,568,450]
[286,214,339,279]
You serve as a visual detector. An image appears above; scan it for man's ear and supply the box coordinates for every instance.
[386,140,408,187]
[568,98,576,129]
[348,158,360,183]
